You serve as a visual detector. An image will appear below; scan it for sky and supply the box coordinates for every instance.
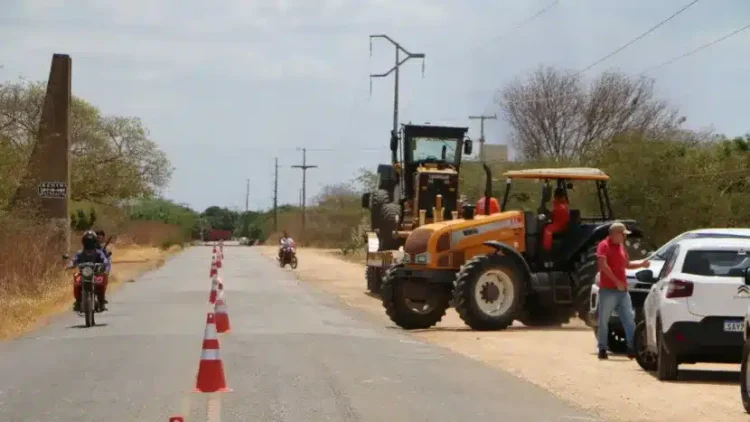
[2,0,749,212]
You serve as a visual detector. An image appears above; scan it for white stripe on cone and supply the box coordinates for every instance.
[200,349,221,360]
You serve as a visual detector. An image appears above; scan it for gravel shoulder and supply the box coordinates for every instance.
[258,246,749,422]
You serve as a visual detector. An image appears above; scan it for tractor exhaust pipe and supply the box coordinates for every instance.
[482,163,492,216]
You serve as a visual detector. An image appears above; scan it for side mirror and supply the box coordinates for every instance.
[361,192,371,209]
[463,139,473,155]
[390,131,398,152]
[62,253,70,260]
[635,269,654,283]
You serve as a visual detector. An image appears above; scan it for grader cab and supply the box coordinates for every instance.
[380,166,644,331]
[361,123,473,294]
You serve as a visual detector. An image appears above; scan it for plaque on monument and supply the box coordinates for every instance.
[38,181,67,199]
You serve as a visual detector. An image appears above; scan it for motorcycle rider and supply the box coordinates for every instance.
[94,230,112,306]
[278,230,296,262]
[69,230,110,312]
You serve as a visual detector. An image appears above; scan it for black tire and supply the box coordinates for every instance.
[366,266,383,295]
[381,264,450,330]
[370,189,389,231]
[657,320,678,380]
[379,203,402,251]
[517,297,571,327]
[608,329,628,354]
[84,292,95,327]
[454,254,526,331]
[290,256,298,269]
[635,321,657,371]
[573,245,598,325]
[741,338,750,413]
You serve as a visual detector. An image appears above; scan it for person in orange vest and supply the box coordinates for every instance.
[476,196,501,215]
[542,187,571,251]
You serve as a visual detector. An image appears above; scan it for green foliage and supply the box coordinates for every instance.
[128,198,199,239]
[69,207,97,231]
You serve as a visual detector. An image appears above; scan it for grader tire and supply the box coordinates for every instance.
[381,264,450,330]
[369,189,389,231]
[379,203,402,251]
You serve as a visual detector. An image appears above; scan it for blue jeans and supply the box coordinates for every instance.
[597,288,635,352]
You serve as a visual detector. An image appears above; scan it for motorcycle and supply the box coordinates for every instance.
[63,254,107,327]
[278,246,298,269]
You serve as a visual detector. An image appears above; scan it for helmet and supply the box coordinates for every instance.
[82,230,98,251]
[282,229,289,238]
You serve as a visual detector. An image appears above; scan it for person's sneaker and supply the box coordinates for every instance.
[627,348,636,360]
[598,349,608,360]
[73,301,81,312]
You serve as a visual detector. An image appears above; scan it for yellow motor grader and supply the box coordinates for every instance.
[360,123,473,295]
[380,166,644,330]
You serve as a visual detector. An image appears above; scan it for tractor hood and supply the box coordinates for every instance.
[403,211,524,255]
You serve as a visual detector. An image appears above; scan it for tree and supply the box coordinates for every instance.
[497,66,685,161]
[0,79,173,206]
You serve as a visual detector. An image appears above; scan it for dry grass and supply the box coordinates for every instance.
[0,216,184,340]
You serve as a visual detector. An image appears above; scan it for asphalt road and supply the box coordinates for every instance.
[0,246,599,422]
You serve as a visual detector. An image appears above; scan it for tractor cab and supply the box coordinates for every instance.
[500,168,638,270]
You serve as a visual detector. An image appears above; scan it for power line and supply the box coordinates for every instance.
[641,22,750,74]
[475,0,561,50]
[574,0,702,77]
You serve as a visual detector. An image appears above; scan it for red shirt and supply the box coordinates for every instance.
[596,237,628,290]
[476,197,500,215]
[551,199,570,226]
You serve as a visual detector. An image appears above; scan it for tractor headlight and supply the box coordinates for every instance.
[81,266,94,277]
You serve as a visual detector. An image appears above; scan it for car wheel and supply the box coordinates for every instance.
[741,338,750,413]
[656,320,678,381]
[634,321,657,371]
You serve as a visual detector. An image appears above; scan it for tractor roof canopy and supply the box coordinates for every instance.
[503,167,610,181]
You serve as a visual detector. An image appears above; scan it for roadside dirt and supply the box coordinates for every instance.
[259,246,748,422]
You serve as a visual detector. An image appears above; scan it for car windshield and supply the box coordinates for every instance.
[682,249,750,277]
[412,137,458,164]
[652,232,750,260]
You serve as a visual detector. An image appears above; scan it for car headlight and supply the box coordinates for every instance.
[81,266,94,277]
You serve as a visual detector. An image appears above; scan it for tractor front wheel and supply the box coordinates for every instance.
[381,264,450,330]
[573,245,598,325]
[454,254,526,331]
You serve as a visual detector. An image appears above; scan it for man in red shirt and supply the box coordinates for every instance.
[596,222,649,359]
[542,188,571,251]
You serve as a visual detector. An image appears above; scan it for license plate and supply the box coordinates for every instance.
[723,321,744,332]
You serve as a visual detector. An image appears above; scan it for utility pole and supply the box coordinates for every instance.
[369,34,425,163]
[273,157,279,232]
[245,178,250,213]
[291,148,318,234]
[469,114,497,162]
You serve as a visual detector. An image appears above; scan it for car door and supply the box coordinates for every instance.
[645,245,680,347]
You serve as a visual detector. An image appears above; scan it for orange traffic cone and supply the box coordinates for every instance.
[194,313,231,393]
[169,417,184,422]
[216,252,223,269]
[208,276,219,304]
[209,256,218,278]
[215,291,231,334]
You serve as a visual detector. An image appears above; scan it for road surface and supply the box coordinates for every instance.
[0,246,598,421]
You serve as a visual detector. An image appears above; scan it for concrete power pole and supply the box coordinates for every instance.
[245,178,250,213]
[273,157,279,232]
[291,148,317,235]
[469,114,497,162]
[369,34,425,163]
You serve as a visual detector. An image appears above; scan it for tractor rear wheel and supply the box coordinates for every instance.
[573,245,598,326]
[366,266,384,295]
[379,203,402,251]
[369,189,389,231]
[454,254,526,330]
[381,264,450,330]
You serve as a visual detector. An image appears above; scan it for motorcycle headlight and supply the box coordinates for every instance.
[81,266,94,277]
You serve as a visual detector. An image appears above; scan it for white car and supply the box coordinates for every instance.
[588,228,750,352]
[636,237,750,380]
[742,305,750,413]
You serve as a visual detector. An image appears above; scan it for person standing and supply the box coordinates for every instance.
[596,222,649,359]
